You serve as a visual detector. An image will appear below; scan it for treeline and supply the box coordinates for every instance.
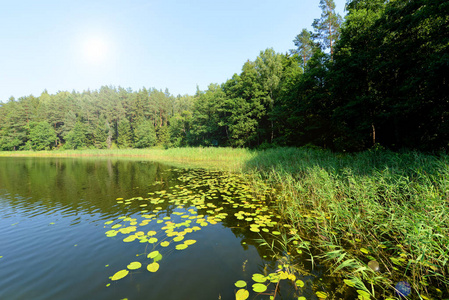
[0,87,194,150]
[1,0,448,152]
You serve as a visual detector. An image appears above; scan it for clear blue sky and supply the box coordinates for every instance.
[0,0,347,102]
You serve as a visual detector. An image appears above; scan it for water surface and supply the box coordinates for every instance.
[0,157,323,300]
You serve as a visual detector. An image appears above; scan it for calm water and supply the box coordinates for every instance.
[0,157,325,300]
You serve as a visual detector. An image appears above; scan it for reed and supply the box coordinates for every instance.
[245,148,449,298]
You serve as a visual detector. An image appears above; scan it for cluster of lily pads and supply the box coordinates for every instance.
[102,169,322,299]
[234,266,308,300]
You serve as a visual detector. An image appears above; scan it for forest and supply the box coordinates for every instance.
[1,0,448,152]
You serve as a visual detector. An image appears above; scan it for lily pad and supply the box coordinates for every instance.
[147,251,160,259]
[235,289,249,300]
[173,235,184,242]
[252,283,267,293]
[123,235,137,243]
[148,237,158,243]
[160,241,170,247]
[111,269,129,281]
[235,280,247,288]
[184,239,196,245]
[127,262,142,270]
[252,273,267,283]
[147,262,159,272]
[153,253,163,262]
[175,244,188,250]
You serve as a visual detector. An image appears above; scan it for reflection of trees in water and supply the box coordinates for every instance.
[0,157,177,217]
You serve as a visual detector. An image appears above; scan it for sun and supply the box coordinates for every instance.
[82,37,109,65]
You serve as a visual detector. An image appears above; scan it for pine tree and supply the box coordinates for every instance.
[291,29,315,68]
[312,0,343,58]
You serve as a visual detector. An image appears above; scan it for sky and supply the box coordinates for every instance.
[0,0,347,102]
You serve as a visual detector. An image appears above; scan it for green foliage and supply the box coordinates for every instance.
[28,121,57,150]
[169,111,191,147]
[64,122,88,149]
[188,84,228,146]
[134,120,156,148]
[117,118,133,148]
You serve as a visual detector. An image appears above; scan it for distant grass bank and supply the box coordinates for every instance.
[2,147,448,298]
[0,148,255,171]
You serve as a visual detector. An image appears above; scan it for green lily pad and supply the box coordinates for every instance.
[123,235,137,242]
[173,235,184,242]
[153,253,163,262]
[316,291,328,299]
[175,244,188,250]
[111,269,129,281]
[235,280,247,288]
[184,239,196,245]
[160,241,170,247]
[147,262,159,272]
[105,230,118,237]
[235,289,249,300]
[252,283,267,293]
[148,237,158,243]
[147,251,160,259]
[127,262,142,270]
[252,273,267,283]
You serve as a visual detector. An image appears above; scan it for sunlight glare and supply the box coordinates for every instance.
[82,37,109,65]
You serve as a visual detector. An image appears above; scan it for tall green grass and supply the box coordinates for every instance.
[244,148,449,299]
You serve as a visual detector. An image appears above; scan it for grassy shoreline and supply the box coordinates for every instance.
[0,147,255,171]
[2,147,448,298]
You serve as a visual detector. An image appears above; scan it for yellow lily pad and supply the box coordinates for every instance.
[127,262,142,270]
[111,269,129,281]
[252,283,267,293]
[235,280,247,288]
[147,262,159,272]
[235,289,249,300]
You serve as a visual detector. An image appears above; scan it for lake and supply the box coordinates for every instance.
[0,157,327,300]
